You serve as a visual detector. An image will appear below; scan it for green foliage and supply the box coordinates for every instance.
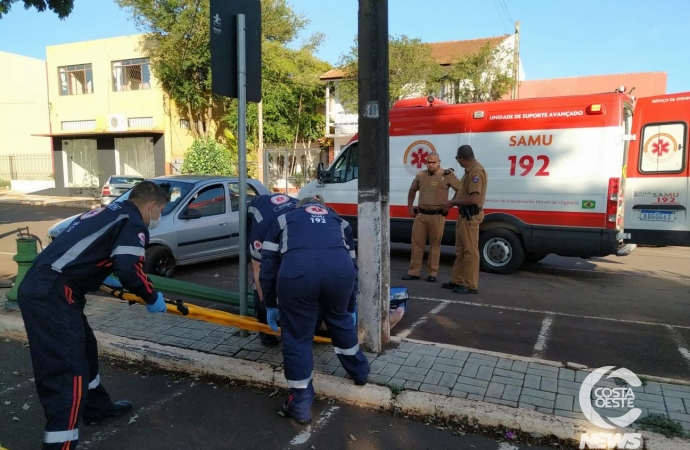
[181,138,235,176]
[116,0,214,137]
[223,130,258,179]
[636,413,690,438]
[336,35,442,113]
[442,42,518,103]
[0,0,73,19]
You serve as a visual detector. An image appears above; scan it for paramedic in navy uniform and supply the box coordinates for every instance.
[259,195,369,425]
[247,192,299,346]
[17,181,169,450]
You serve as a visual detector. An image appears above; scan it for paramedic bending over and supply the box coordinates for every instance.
[259,196,369,425]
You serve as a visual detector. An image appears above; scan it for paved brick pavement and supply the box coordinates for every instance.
[3,287,690,434]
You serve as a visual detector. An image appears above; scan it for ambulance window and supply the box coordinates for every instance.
[331,143,359,183]
[638,122,687,174]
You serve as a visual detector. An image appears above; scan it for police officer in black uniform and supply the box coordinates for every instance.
[259,196,369,425]
[17,181,169,450]
[247,192,299,346]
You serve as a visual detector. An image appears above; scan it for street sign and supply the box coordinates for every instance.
[210,0,262,103]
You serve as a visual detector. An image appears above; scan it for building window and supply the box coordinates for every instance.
[127,117,154,128]
[58,64,94,96]
[112,58,151,92]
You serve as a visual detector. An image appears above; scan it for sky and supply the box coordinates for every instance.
[0,0,689,94]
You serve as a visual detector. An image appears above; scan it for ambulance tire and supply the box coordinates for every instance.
[479,228,525,275]
[145,245,176,278]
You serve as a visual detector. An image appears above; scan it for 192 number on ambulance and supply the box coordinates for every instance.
[508,155,550,176]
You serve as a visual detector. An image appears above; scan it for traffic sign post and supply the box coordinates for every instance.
[210,0,261,325]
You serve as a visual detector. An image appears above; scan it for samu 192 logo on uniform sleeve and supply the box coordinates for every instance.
[305,205,328,215]
[271,195,289,205]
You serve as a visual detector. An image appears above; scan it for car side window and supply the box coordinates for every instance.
[228,182,259,211]
[187,184,226,217]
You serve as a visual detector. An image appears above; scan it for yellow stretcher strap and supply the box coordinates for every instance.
[99,286,331,344]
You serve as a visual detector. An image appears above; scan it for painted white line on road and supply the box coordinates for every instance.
[397,302,449,339]
[498,443,520,450]
[410,296,690,330]
[532,265,690,281]
[532,315,554,359]
[664,325,690,371]
[286,405,340,448]
[0,252,15,255]
[637,250,690,258]
[79,389,187,450]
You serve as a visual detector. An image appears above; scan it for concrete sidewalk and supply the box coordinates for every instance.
[0,189,99,209]
[1,288,689,450]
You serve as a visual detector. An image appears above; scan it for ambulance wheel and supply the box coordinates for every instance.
[145,245,176,278]
[479,228,525,275]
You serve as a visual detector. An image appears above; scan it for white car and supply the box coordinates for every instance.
[47,174,270,277]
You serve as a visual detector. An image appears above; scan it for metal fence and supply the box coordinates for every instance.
[264,148,323,195]
[0,154,53,181]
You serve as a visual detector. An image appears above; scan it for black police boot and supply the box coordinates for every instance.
[83,400,133,425]
[259,332,278,346]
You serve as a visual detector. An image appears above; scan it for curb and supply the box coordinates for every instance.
[0,310,686,450]
[0,198,99,209]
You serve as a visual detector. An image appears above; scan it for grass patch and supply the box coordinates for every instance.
[636,413,689,438]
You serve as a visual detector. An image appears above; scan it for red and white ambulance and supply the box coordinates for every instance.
[623,92,690,247]
[299,92,637,274]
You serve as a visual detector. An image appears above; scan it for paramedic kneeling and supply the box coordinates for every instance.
[247,192,299,346]
[17,181,169,450]
[442,145,488,294]
[259,196,370,425]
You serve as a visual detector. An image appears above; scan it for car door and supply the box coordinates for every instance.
[227,181,260,254]
[175,183,233,262]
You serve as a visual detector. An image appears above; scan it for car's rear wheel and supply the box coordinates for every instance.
[145,245,176,278]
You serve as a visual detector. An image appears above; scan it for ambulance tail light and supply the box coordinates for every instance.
[102,186,111,196]
[606,177,621,228]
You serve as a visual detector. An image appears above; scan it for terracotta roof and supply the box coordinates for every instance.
[512,72,667,100]
[320,35,510,81]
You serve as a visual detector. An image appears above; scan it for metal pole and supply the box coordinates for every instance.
[357,0,390,353]
[237,13,249,329]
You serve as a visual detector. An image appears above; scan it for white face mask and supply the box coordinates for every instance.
[148,204,161,230]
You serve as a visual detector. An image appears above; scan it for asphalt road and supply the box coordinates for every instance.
[0,339,556,450]
[3,204,690,382]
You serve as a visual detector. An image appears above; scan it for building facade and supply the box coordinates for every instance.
[36,34,195,194]
[0,51,52,183]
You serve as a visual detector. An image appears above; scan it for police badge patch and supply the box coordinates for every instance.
[472,175,479,183]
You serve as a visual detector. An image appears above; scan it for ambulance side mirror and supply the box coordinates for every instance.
[317,162,329,184]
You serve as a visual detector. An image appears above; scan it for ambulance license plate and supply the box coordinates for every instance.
[639,210,674,221]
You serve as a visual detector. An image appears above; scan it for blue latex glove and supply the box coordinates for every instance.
[266,307,280,332]
[103,276,122,288]
[146,292,167,313]
[351,312,357,327]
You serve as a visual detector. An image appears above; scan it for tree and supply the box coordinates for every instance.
[336,35,441,113]
[0,0,73,19]
[180,138,235,176]
[116,0,214,139]
[442,42,518,104]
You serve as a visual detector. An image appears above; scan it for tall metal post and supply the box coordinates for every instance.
[237,14,249,327]
[357,0,390,353]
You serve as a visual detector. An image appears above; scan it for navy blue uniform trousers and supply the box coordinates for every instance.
[278,249,369,421]
[18,271,113,450]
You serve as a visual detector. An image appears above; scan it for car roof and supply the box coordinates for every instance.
[148,174,257,184]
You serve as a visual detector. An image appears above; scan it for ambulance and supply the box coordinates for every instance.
[623,92,690,247]
[298,92,638,275]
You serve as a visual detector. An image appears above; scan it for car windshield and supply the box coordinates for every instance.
[109,176,145,185]
[113,180,195,216]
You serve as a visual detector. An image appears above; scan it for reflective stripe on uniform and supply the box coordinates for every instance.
[51,214,129,271]
[44,429,79,444]
[262,241,279,252]
[340,220,350,249]
[88,374,100,389]
[349,250,356,259]
[110,246,145,258]
[334,343,360,356]
[248,205,263,223]
[286,371,313,389]
[281,222,289,253]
